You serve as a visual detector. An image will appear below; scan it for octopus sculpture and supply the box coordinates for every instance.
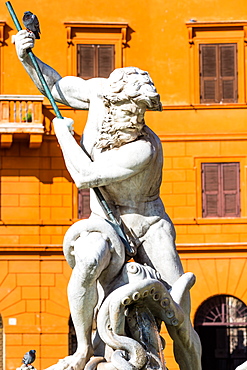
[61,219,196,370]
[88,261,187,370]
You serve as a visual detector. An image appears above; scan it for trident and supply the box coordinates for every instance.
[5,1,135,256]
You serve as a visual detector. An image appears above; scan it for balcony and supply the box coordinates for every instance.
[0,95,44,148]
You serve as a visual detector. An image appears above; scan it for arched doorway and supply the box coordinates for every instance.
[195,295,247,370]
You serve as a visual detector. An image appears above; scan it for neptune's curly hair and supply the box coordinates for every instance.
[95,67,162,150]
[102,67,162,111]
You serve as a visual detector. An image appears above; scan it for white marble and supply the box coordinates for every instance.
[17,365,37,370]
[236,362,247,370]
[14,30,202,370]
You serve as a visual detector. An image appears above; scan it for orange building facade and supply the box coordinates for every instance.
[0,1,246,369]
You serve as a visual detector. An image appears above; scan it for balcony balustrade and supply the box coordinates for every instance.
[0,95,44,148]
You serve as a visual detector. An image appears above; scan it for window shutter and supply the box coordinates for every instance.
[202,162,240,218]
[219,44,238,103]
[200,45,218,103]
[77,45,95,79]
[78,189,91,219]
[98,45,115,78]
[221,163,240,217]
[202,163,220,217]
[77,44,114,79]
[200,43,238,104]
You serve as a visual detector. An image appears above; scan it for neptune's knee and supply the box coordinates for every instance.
[73,233,111,285]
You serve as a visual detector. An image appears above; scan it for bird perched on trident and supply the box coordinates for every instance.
[22,11,40,39]
[22,350,36,367]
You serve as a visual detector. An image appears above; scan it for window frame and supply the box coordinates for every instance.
[77,43,115,79]
[199,43,238,104]
[78,188,90,219]
[64,22,128,77]
[186,21,247,105]
[195,157,247,221]
[201,162,241,218]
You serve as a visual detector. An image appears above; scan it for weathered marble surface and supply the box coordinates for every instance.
[17,365,37,370]
[236,362,247,370]
[14,30,202,370]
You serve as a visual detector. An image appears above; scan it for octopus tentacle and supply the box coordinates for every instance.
[97,277,184,370]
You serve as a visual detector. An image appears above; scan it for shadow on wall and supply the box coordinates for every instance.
[0,136,77,184]
[3,23,13,47]
[0,137,76,221]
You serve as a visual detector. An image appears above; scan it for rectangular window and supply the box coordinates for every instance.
[200,44,238,104]
[202,162,240,218]
[65,22,127,77]
[78,189,90,219]
[77,44,115,79]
